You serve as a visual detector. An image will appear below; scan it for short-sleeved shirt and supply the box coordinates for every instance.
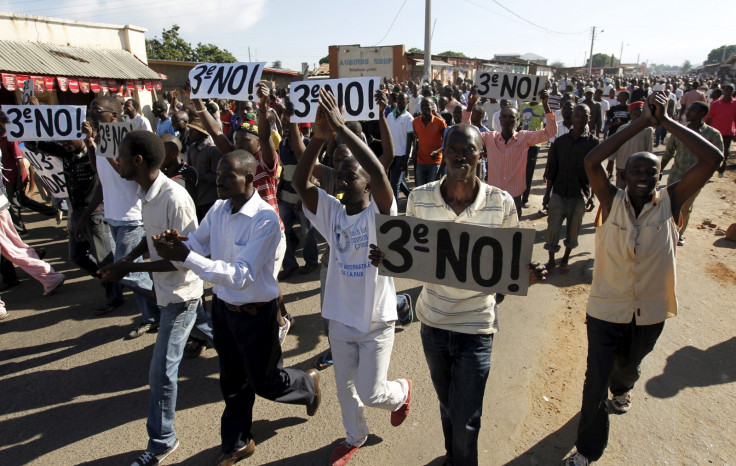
[412,115,447,165]
[665,123,723,184]
[407,178,519,334]
[156,118,176,137]
[706,97,736,137]
[387,108,414,156]
[609,123,654,170]
[545,130,598,199]
[139,172,202,306]
[304,189,398,332]
[253,150,284,230]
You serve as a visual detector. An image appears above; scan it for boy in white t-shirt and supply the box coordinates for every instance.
[293,89,411,466]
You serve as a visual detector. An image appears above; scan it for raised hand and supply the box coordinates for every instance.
[256,81,270,106]
[375,90,388,113]
[312,105,336,141]
[317,88,346,133]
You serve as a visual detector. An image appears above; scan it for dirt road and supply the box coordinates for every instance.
[1,147,734,465]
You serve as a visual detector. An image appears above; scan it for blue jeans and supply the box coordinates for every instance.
[146,298,204,454]
[416,163,441,187]
[421,323,494,466]
[278,200,318,269]
[389,155,411,199]
[109,222,160,324]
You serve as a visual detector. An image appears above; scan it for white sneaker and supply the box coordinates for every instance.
[718,172,725,178]
[564,451,590,466]
[0,308,7,320]
[611,391,632,412]
[278,318,291,345]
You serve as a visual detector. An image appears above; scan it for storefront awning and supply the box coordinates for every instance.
[0,40,162,81]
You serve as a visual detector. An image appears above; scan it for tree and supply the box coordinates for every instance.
[146,25,236,62]
[407,47,424,54]
[681,60,692,73]
[587,53,619,68]
[319,55,330,64]
[705,45,736,64]
[550,61,565,69]
[437,50,468,58]
[271,60,283,69]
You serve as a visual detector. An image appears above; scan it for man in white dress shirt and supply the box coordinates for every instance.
[153,149,320,466]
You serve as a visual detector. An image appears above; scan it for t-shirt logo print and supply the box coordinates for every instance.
[335,227,351,253]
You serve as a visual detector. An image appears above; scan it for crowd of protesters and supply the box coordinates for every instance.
[0,69,731,466]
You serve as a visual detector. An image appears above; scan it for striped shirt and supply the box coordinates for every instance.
[182,191,281,305]
[407,177,518,334]
[481,112,556,197]
[253,150,284,230]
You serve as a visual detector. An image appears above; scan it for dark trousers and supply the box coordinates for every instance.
[5,184,57,236]
[1,255,17,284]
[576,315,664,461]
[718,135,733,174]
[521,146,539,204]
[211,295,315,453]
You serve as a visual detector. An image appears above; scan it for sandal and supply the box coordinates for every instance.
[314,351,333,369]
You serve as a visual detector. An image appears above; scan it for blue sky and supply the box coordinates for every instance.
[1,0,731,72]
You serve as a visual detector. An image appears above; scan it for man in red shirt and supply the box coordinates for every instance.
[412,98,447,186]
[705,83,736,177]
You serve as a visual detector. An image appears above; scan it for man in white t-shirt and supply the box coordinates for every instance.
[84,95,160,338]
[293,89,411,466]
[386,92,415,199]
[124,99,153,132]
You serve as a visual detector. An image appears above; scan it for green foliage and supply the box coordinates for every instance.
[146,25,236,62]
[681,60,692,73]
[319,55,330,64]
[271,60,282,69]
[587,53,619,68]
[550,61,565,68]
[407,47,424,54]
[437,50,468,58]
[706,45,736,64]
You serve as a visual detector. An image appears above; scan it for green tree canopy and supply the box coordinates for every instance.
[587,53,619,68]
[407,47,424,54]
[271,60,282,69]
[550,61,565,68]
[319,55,330,64]
[705,45,736,64]
[681,60,692,73]
[437,50,468,58]
[146,25,236,62]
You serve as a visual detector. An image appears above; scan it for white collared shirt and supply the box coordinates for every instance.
[139,172,202,306]
[182,191,281,305]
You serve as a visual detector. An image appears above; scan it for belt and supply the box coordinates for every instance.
[225,301,268,315]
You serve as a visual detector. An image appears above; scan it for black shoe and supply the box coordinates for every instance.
[183,337,207,359]
[128,322,159,339]
[306,369,321,416]
[94,299,126,316]
[277,265,299,280]
[215,439,255,466]
[298,262,319,274]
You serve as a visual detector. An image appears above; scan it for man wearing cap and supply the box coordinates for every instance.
[185,120,221,220]
[606,101,654,188]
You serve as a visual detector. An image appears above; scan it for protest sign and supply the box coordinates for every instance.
[21,79,34,105]
[474,71,548,101]
[375,214,535,295]
[22,148,68,199]
[188,62,266,100]
[97,122,136,158]
[288,77,380,123]
[2,105,86,142]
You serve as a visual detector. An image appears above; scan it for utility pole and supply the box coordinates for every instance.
[424,0,431,82]
[248,47,251,61]
[587,26,596,76]
[722,44,728,63]
[619,41,624,65]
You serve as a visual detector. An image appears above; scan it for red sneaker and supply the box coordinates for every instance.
[329,441,360,466]
[391,378,412,426]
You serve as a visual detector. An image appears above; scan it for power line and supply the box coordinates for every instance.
[466,0,588,36]
[371,0,409,46]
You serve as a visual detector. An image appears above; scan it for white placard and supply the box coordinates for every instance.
[2,105,86,141]
[97,122,136,158]
[21,79,34,105]
[22,148,68,199]
[289,77,380,123]
[474,71,548,101]
[376,215,535,295]
[188,62,266,100]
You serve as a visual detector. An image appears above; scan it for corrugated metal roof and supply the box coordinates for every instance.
[0,40,161,80]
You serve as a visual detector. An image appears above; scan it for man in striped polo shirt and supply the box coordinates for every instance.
[371,123,546,465]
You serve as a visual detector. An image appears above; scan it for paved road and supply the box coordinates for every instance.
[1,148,734,465]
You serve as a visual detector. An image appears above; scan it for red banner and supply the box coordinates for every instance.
[57,76,68,92]
[79,78,90,94]
[108,80,119,92]
[1,73,17,91]
[68,77,79,93]
[136,79,144,91]
[44,76,56,92]
[125,79,135,92]
[100,79,109,93]
[90,78,101,93]
[154,81,162,91]
[15,75,30,87]
[144,80,152,91]
[32,76,45,93]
